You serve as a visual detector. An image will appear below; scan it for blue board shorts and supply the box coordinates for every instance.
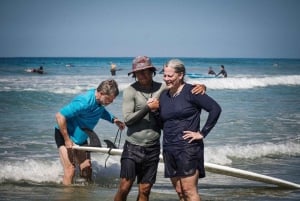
[120,141,160,184]
[163,143,205,178]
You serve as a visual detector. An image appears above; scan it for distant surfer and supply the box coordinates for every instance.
[216,65,227,78]
[110,62,117,76]
[208,66,216,75]
[26,66,44,74]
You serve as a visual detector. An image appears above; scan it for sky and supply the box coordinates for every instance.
[0,0,300,58]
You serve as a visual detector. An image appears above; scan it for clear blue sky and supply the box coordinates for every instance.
[0,0,299,58]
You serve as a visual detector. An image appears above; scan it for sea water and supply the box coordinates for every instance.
[0,57,299,200]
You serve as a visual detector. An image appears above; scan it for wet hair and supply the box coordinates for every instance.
[164,59,186,84]
[96,79,119,97]
[165,59,186,75]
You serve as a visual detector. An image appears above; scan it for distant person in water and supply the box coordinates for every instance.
[208,66,216,75]
[30,66,44,74]
[110,62,117,76]
[216,65,227,78]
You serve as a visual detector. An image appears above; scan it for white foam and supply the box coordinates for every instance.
[1,75,300,93]
[0,154,122,184]
[0,159,62,184]
[205,141,300,165]
[189,75,300,90]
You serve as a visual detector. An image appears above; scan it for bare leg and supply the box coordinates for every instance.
[79,158,91,170]
[171,170,201,201]
[171,177,186,201]
[137,183,153,201]
[76,150,92,182]
[58,146,75,185]
[114,178,134,201]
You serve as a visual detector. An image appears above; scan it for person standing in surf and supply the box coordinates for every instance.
[55,79,125,185]
[110,62,117,76]
[114,56,206,201]
[159,59,221,200]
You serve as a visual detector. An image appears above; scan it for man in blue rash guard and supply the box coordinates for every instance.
[55,79,125,185]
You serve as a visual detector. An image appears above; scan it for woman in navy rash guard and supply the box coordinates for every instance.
[159,59,221,201]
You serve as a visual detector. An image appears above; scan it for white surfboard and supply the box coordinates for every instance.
[72,146,300,189]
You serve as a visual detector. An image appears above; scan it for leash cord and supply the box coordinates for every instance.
[105,129,122,168]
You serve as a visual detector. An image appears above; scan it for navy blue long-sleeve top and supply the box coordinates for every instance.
[159,83,221,150]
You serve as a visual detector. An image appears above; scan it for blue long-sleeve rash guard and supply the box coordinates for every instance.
[159,84,221,149]
[57,89,114,145]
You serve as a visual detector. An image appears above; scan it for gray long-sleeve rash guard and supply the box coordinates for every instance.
[122,81,165,147]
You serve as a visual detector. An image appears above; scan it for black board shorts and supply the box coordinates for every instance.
[55,128,87,148]
[120,141,160,184]
[163,144,205,178]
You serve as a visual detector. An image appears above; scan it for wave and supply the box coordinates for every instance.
[189,75,300,90]
[1,75,300,94]
[0,155,121,185]
[206,141,300,165]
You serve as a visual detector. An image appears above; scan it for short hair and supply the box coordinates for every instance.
[97,79,119,97]
[165,59,186,75]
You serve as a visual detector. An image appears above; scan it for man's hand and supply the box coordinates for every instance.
[64,138,73,148]
[114,118,126,130]
[191,84,206,95]
[147,98,159,112]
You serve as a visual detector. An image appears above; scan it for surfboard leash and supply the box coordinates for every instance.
[104,129,122,168]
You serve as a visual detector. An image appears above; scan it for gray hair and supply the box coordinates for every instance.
[165,59,186,75]
[97,79,119,97]
[165,59,186,83]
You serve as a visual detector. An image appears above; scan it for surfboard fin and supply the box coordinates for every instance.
[104,139,117,149]
[81,128,118,149]
[82,128,102,147]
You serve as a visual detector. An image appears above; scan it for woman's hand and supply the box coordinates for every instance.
[182,130,204,143]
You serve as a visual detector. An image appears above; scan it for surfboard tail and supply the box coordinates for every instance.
[205,162,300,189]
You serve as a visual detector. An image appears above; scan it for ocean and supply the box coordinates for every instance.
[0,57,299,200]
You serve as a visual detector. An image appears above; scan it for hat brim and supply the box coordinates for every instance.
[128,66,157,76]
